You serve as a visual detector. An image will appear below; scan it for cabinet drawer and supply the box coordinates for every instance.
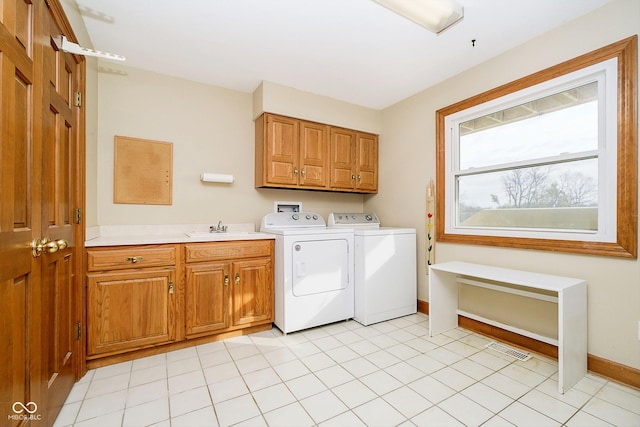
[185,240,273,263]
[87,245,176,271]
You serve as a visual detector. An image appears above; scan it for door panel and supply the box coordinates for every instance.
[266,114,299,185]
[40,5,80,423]
[232,259,273,326]
[87,269,176,355]
[292,239,349,296]
[299,121,329,188]
[185,262,230,336]
[0,0,37,421]
[330,128,355,190]
[356,133,378,192]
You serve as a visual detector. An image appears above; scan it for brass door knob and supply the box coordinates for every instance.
[30,238,46,258]
[44,239,68,253]
[30,238,68,257]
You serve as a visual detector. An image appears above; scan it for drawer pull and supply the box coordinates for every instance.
[126,256,143,263]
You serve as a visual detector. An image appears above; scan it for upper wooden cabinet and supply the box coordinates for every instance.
[255,113,329,190]
[299,120,330,188]
[255,113,377,193]
[330,127,378,193]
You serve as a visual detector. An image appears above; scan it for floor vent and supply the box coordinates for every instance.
[485,341,532,361]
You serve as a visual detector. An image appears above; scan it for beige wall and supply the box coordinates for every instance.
[254,81,382,133]
[368,0,640,369]
[92,67,378,228]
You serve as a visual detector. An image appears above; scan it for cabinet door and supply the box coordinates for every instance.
[232,258,273,326]
[330,128,356,190]
[185,262,230,337]
[355,132,378,192]
[87,268,176,356]
[299,121,329,188]
[264,114,299,186]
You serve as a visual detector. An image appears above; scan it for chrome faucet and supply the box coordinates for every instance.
[209,221,228,233]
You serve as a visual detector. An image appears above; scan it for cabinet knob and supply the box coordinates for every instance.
[301,168,305,177]
[224,274,229,286]
[235,273,240,285]
[126,256,143,263]
[168,282,174,294]
[293,167,298,176]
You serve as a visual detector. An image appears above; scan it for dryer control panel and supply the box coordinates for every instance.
[261,212,326,230]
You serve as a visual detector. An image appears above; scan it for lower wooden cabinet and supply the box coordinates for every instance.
[184,240,274,339]
[185,261,230,336]
[86,240,274,361]
[87,268,176,356]
[86,245,178,357]
[232,258,273,326]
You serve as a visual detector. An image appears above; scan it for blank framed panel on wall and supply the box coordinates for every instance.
[114,136,173,205]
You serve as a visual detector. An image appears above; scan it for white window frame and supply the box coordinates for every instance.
[443,59,618,243]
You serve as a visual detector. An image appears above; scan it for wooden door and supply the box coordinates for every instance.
[299,121,329,188]
[330,128,356,190]
[264,114,299,186]
[0,0,40,422]
[185,262,231,337]
[355,132,378,192]
[39,5,83,422]
[1,1,83,424]
[87,269,176,355]
[232,259,273,326]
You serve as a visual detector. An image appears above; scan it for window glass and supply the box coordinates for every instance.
[459,82,598,170]
[457,159,598,231]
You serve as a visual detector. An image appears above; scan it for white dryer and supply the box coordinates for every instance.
[261,212,354,334]
[328,213,417,326]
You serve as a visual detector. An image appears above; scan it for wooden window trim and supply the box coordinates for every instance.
[436,36,637,258]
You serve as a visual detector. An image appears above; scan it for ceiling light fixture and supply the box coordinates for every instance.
[371,0,464,34]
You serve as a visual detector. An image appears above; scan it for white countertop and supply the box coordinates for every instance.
[85,223,275,247]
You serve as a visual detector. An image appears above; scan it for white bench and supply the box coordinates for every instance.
[429,261,587,394]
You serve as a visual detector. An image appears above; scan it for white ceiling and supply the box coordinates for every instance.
[74,0,613,110]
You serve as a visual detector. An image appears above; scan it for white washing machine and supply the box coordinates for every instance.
[328,213,417,326]
[261,212,354,334]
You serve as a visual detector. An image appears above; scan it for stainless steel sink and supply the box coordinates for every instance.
[185,231,253,238]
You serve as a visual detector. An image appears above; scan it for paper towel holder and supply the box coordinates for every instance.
[200,173,234,184]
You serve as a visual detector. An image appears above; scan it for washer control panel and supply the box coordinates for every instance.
[328,213,380,228]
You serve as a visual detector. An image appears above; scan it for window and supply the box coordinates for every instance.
[436,36,637,258]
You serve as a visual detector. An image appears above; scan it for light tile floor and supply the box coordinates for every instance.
[54,314,640,427]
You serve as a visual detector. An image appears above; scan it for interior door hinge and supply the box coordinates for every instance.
[74,91,82,107]
[75,323,81,340]
[74,208,82,224]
